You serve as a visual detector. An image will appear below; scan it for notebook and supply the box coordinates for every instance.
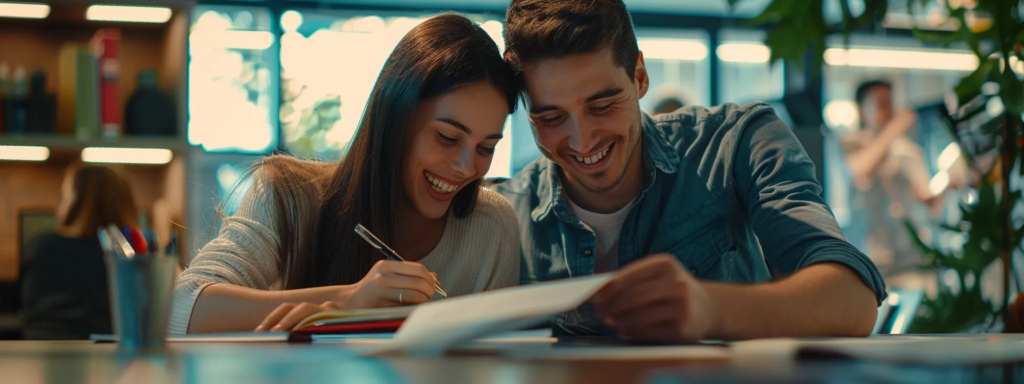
[292,306,414,330]
[91,306,413,343]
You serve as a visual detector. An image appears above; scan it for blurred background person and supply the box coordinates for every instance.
[842,79,948,277]
[19,163,139,340]
[648,85,691,115]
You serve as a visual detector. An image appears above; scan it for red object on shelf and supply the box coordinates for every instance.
[92,29,122,138]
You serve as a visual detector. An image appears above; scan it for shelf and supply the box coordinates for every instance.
[0,135,189,151]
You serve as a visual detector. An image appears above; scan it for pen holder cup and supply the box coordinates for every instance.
[104,253,177,350]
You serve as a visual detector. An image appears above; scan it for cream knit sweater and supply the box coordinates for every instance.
[169,172,521,334]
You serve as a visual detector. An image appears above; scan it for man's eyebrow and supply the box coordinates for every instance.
[528,87,625,114]
[585,87,624,103]
[529,104,559,115]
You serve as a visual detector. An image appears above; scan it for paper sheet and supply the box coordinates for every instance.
[364,274,613,355]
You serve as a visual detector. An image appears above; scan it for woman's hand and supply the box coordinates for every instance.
[255,301,340,332]
[347,260,437,309]
[252,260,437,332]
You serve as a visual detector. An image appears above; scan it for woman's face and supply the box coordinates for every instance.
[404,81,510,220]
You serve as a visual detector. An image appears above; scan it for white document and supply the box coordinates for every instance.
[365,274,613,355]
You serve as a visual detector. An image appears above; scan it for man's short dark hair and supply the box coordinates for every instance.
[504,0,639,80]
[855,79,892,106]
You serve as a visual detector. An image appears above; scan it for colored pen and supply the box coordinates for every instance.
[129,227,148,255]
[354,223,447,298]
[108,224,136,259]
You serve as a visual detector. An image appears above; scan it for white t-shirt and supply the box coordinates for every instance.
[568,199,634,273]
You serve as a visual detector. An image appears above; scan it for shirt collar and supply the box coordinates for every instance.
[531,112,680,222]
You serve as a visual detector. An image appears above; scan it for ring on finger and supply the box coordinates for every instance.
[399,289,404,305]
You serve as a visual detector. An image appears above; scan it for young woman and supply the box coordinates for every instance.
[171,14,521,334]
[21,163,139,339]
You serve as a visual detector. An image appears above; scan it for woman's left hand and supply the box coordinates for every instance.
[254,301,340,332]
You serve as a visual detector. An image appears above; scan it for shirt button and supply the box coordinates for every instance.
[583,250,592,256]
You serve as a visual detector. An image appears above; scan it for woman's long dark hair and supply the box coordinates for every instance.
[61,163,139,238]
[259,14,519,289]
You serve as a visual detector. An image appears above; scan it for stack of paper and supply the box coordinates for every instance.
[364,274,613,355]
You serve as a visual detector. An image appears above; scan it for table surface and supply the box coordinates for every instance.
[1,337,1022,384]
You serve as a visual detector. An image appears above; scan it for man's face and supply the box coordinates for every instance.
[861,85,893,130]
[521,48,649,193]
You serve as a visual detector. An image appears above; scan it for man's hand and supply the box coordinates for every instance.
[590,254,713,343]
[886,110,917,136]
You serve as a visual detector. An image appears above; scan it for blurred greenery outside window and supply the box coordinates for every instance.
[188,5,278,153]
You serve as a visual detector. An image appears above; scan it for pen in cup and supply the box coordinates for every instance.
[354,223,448,298]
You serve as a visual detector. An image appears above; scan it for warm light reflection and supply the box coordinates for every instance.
[638,39,708,61]
[716,43,770,63]
[824,48,977,71]
[0,145,49,161]
[0,2,49,19]
[85,5,171,23]
[81,147,173,164]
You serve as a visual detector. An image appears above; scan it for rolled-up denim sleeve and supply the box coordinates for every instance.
[733,113,887,305]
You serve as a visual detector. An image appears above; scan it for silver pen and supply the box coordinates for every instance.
[355,224,448,298]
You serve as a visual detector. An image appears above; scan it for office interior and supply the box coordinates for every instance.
[0,0,1018,339]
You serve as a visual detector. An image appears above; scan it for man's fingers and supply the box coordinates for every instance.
[593,254,682,304]
[597,278,685,320]
[269,303,322,332]
[255,303,295,332]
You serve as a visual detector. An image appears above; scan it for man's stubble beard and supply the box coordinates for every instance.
[538,115,643,194]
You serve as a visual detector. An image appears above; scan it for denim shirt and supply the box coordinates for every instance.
[492,102,886,336]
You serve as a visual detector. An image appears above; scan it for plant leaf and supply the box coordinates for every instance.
[999,60,1024,116]
[955,58,997,107]
[912,29,964,45]
[743,0,800,26]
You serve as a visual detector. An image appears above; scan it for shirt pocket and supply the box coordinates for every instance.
[656,218,735,278]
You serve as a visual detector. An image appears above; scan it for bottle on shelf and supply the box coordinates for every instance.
[0,62,11,134]
[9,65,29,134]
[125,70,176,136]
[28,70,56,134]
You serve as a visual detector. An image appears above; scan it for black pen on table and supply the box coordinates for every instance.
[354,223,448,298]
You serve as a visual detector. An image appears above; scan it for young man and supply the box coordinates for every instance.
[493,0,886,343]
[843,80,945,276]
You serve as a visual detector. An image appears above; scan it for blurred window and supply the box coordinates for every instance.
[636,28,710,114]
[717,29,784,105]
[278,10,518,178]
[188,5,278,153]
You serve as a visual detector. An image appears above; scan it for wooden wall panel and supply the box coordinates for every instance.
[0,162,170,281]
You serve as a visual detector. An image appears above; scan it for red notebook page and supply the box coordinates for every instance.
[288,320,404,342]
